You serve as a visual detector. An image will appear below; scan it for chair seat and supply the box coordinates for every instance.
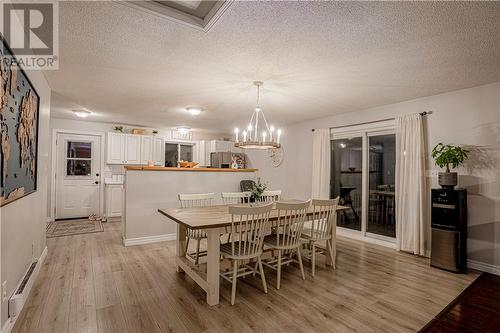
[263,234,302,250]
[220,241,261,259]
[301,229,331,241]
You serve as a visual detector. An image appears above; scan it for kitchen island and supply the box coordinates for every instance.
[123,166,257,246]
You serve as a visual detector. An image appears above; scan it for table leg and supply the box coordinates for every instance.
[205,228,220,306]
[176,224,187,273]
[326,211,338,267]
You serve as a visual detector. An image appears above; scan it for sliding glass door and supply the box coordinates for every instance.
[331,125,396,244]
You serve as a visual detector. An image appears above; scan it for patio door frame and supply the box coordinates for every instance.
[330,120,397,248]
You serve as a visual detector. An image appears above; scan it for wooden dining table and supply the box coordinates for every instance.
[158,202,349,306]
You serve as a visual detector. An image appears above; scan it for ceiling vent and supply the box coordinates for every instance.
[121,0,232,32]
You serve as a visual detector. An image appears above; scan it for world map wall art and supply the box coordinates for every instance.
[0,36,40,206]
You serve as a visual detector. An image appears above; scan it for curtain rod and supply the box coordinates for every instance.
[311,111,432,132]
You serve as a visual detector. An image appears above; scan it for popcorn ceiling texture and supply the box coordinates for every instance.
[48,1,500,132]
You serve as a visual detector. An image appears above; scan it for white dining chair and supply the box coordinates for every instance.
[262,200,310,289]
[220,203,273,305]
[178,192,216,264]
[221,192,251,205]
[301,197,339,276]
[259,190,282,202]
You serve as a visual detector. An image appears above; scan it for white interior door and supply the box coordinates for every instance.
[56,133,101,219]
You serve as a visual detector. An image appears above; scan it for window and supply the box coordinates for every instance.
[164,142,195,167]
[66,141,92,176]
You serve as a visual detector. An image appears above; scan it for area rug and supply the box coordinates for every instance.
[46,219,104,238]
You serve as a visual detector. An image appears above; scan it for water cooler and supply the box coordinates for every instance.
[430,188,467,272]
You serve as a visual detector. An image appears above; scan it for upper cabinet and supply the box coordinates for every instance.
[106,132,126,164]
[209,140,241,154]
[140,135,154,165]
[107,133,161,165]
[125,134,141,164]
[153,137,165,166]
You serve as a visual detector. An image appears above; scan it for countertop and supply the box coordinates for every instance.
[125,166,258,172]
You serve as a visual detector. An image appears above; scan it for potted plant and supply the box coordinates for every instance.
[431,143,468,189]
[251,177,267,202]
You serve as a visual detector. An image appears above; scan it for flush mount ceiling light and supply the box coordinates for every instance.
[177,127,190,135]
[234,81,282,150]
[73,110,91,118]
[186,107,202,116]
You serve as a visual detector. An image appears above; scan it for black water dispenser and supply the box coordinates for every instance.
[430,188,467,272]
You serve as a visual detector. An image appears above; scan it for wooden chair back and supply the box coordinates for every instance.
[307,197,339,240]
[274,201,311,249]
[221,192,251,205]
[228,203,273,258]
[178,193,216,239]
[259,190,282,202]
[178,193,216,208]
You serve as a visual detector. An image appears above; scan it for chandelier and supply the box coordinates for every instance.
[234,81,282,150]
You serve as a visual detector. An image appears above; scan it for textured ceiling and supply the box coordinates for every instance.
[47,1,500,133]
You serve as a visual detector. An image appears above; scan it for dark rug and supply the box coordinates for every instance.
[46,219,104,238]
[420,272,500,333]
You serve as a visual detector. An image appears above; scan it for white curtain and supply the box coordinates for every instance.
[395,114,426,256]
[311,129,331,199]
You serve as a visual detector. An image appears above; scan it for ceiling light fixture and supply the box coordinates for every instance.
[177,127,190,135]
[186,107,202,116]
[234,81,281,150]
[73,110,91,118]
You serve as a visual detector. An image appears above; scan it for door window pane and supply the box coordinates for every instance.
[67,141,91,158]
[67,160,92,176]
[180,145,193,162]
[367,134,396,237]
[165,143,178,167]
[331,137,362,231]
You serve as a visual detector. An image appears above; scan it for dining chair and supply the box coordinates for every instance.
[301,197,339,276]
[220,203,273,305]
[259,190,282,202]
[178,192,216,264]
[221,192,251,205]
[262,200,310,289]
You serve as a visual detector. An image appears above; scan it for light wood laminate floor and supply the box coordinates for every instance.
[12,221,478,333]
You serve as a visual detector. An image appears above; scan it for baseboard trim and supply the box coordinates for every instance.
[467,259,500,276]
[123,233,176,246]
[336,229,396,249]
[1,246,48,333]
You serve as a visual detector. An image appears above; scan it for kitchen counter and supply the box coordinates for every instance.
[125,166,257,172]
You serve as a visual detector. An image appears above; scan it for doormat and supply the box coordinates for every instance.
[46,219,104,238]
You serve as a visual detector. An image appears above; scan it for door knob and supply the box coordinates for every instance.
[94,181,99,184]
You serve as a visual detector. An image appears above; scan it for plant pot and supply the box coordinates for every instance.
[438,172,458,189]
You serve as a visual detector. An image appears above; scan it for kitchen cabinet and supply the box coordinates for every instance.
[105,184,123,218]
[140,135,154,164]
[125,134,141,164]
[106,132,126,164]
[153,137,165,166]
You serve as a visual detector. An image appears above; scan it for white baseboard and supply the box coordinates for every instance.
[1,246,48,333]
[467,259,500,276]
[123,233,176,246]
[336,229,396,249]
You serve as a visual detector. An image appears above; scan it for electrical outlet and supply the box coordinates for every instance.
[2,281,7,302]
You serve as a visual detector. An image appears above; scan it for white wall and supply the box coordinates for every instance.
[249,82,500,271]
[0,72,51,327]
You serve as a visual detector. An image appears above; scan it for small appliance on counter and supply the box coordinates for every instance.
[210,152,246,169]
[430,188,467,273]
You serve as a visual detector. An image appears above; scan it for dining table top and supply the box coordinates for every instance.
[158,201,349,230]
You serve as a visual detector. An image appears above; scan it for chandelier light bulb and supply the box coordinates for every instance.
[243,130,248,142]
[262,131,267,142]
[234,128,239,142]
[277,129,282,143]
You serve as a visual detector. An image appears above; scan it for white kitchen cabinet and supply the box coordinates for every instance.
[124,134,141,164]
[106,132,126,164]
[105,184,123,218]
[140,135,154,164]
[210,140,236,153]
[153,137,165,166]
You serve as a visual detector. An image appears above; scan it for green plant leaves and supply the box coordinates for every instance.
[431,143,468,172]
